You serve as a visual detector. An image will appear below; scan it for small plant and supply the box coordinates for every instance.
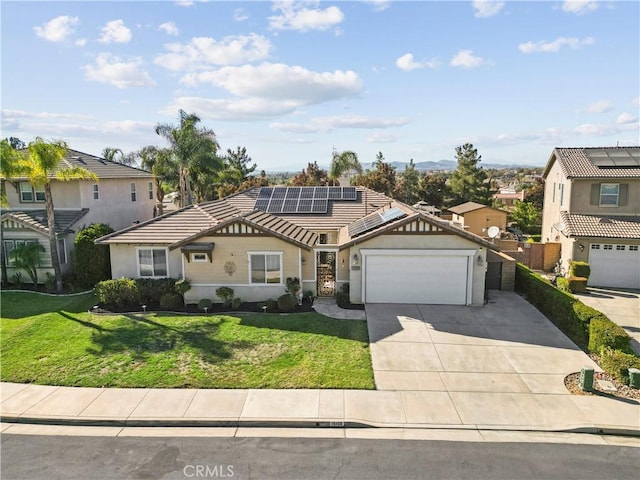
[198,298,212,312]
[231,297,242,310]
[159,292,184,311]
[285,277,301,300]
[277,293,296,313]
[174,278,192,295]
[303,290,315,306]
[44,272,56,293]
[9,271,23,288]
[216,286,235,307]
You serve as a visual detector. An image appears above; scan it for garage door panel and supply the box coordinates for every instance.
[588,245,640,289]
[364,254,469,305]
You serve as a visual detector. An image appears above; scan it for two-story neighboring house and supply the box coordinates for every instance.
[541,147,640,289]
[1,149,156,281]
[447,202,508,236]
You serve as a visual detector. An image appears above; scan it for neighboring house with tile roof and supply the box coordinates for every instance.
[1,149,155,281]
[447,202,508,236]
[97,186,509,306]
[541,146,640,288]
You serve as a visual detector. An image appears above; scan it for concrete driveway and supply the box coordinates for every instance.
[573,288,640,354]
[365,291,600,396]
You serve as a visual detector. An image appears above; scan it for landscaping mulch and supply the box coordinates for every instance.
[564,353,640,401]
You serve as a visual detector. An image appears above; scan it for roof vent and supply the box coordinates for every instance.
[599,217,612,224]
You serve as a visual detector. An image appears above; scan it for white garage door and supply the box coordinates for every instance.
[588,244,640,289]
[363,250,473,305]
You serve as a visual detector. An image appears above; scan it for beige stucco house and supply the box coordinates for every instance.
[97,186,506,306]
[447,202,508,236]
[541,147,640,288]
[1,149,156,281]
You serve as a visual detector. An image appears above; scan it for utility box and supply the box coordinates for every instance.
[629,368,640,389]
[580,367,594,392]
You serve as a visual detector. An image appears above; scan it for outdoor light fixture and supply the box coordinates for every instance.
[301,257,306,265]
[352,254,359,266]
[477,255,483,266]
[578,243,585,252]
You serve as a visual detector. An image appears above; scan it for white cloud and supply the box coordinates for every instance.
[98,19,132,44]
[75,38,87,47]
[33,15,80,42]
[234,8,249,21]
[154,34,271,71]
[632,97,640,107]
[585,100,612,113]
[472,1,505,18]
[163,96,300,121]
[450,50,484,68]
[518,36,595,53]
[82,53,156,89]
[176,0,194,6]
[365,0,391,12]
[617,112,638,125]
[368,132,399,143]
[562,1,599,15]
[2,109,91,121]
[181,63,362,105]
[271,115,409,133]
[269,2,344,32]
[159,21,179,36]
[395,53,439,71]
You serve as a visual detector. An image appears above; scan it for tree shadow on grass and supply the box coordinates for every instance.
[59,311,108,332]
[85,314,248,364]
[238,313,370,343]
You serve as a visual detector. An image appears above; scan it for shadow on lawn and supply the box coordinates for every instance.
[237,313,370,343]
[83,314,250,363]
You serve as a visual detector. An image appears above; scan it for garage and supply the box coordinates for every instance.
[588,244,640,289]
[362,249,474,305]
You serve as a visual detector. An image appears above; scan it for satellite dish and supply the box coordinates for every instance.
[487,226,500,239]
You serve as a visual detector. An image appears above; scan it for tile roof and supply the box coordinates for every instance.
[11,149,153,180]
[543,147,640,179]
[560,211,640,239]
[1,209,89,235]
[448,202,502,215]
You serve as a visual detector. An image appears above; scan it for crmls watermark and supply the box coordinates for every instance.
[183,464,234,478]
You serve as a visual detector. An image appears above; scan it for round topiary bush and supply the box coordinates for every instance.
[198,298,212,311]
[159,292,184,311]
[231,297,242,310]
[277,293,296,313]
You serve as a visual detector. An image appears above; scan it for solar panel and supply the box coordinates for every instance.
[286,187,301,199]
[254,199,269,210]
[300,187,315,199]
[298,199,313,212]
[328,186,342,199]
[314,187,328,199]
[342,186,357,200]
[312,199,328,213]
[282,199,299,213]
[267,199,284,213]
[254,186,358,213]
[348,207,407,238]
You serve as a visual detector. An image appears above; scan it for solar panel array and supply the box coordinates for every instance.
[348,207,407,238]
[586,149,640,168]
[255,186,357,214]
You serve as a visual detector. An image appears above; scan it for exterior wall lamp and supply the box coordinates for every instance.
[352,254,359,266]
[578,243,585,252]
[477,254,483,266]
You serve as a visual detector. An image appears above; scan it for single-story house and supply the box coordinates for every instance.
[97,186,508,306]
[447,202,508,236]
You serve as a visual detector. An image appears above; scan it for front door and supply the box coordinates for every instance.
[316,251,336,297]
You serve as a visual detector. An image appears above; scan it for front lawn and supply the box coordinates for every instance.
[0,292,374,389]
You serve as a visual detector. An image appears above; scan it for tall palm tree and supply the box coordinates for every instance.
[155,110,221,208]
[18,138,97,292]
[329,150,362,186]
[137,145,176,216]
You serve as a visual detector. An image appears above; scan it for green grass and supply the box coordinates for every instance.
[0,291,374,389]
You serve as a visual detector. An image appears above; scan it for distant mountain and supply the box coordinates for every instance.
[360,160,540,172]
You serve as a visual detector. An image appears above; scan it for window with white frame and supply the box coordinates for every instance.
[93,184,99,200]
[3,239,40,266]
[58,238,67,264]
[148,182,154,200]
[191,253,208,262]
[249,253,282,284]
[130,183,137,202]
[137,248,168,277]
[19,182,45,203]
[559,183,565,206]
[600,184,619,206]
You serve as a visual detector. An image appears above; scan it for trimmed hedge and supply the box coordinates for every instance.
[556,277,570,292]
[600,348,640,383]
[568,276,588,293]
[277,293,296,313]
[569,261,591,279]
[589,317,632,354]
[515,264,589,348]
[95,277,184,310]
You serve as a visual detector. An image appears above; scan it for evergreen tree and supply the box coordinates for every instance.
[449,143,488,204]
[394,159,421,204]
[353,152,396,197]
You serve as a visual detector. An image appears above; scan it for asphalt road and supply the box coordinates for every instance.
[2,434,638,480]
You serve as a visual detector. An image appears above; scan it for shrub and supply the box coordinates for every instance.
[159,292,184,311]
[174,278,191,295]
[9,272,23,288]
[303,290,315,306]
[198,298,212,311]
[136,278,177,306]
[600,348,640,384]
[569,261,590,280]
[44,272,56,293]
[589,317,632,354]
[266,298,278,313]
[556,277,570,292]
[74,223,114,288]
[568,276,588,293]
[95,278,140,308]
[529,234,542,243]
[285,277,301,299]
[231,297,242,310]
[277,293,296,313]
[216,286,234,306]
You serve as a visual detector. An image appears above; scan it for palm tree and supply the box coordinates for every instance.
[9,241,45,285]
[329,150,362,186]
[155,110,221,208]
[137,145,176,216]
[17,138,97,292]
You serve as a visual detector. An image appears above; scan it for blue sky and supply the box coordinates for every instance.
[2,0,639,171]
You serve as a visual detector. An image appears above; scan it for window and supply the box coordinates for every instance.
[552,182,556,202]
[629,246,638,252]
[616,245,625,251]
[93,184,99,200]
[130,183,137,202]
[591,244,600,250]
[249,253,282,284]
[137,248,168,277]
[603,244,613,250]
[58,238,67,264]
[19,182,45,203]
[3,239,40,266]
[559,184,565,207]
[319,233,328,245]
[600,184,619,206]
[148,182,154,200]
[191,253,208,262]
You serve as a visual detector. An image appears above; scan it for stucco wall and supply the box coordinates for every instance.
[108,244,182,280]
[570,178,640,216]
[542,160,568,243]
[347,234,486,306]
[463,208,507,236]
